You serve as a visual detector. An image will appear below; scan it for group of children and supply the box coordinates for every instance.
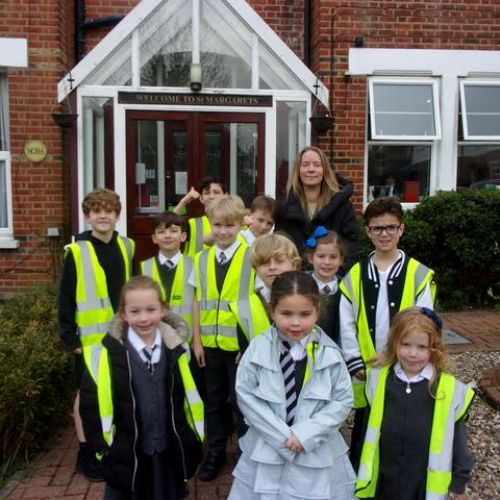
[58,179,475,500]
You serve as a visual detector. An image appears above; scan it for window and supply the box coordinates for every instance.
[369,79,441,140]
[0,73,15,244]
[367,78,439,203]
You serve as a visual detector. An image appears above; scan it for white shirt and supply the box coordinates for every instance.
[127,326,162,364]
[395,362,434,384]
[240,228,257,246]
[158,250,181,268]
[312,273,338,295]
[256,284,271,304]
[278,331,312,361]
[215,239,241,263]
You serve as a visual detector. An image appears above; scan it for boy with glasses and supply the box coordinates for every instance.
[339,196,435,470]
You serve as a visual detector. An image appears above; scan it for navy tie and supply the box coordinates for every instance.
[143,345,157,373]
[280,340,297,425]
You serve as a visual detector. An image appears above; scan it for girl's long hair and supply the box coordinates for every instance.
[288,146,340,213]
[384,307,447,395]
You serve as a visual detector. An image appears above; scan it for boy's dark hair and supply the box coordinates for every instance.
[151,211,188,233]
[250,195,277,221]
[270,271,321,314]
[363,196,403,225]
[198,176,227,194]
[82,188,122,216]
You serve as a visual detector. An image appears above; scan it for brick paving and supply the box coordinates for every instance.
[1,310,499,500]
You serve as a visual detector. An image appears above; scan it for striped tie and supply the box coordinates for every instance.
[280,340,297,425]
[322,285,331,295]
[143,345,157,373]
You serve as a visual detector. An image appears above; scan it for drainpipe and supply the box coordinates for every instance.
[304,0,311,67]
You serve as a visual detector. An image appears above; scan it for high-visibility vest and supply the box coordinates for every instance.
[340,258,435,408]
[229,293,271,341]
[82,344,205,450]
[356,366,475,499]
[69,237,134,347]
[195,244,255,351]
[184,216,211,257]
[140,256,194,327]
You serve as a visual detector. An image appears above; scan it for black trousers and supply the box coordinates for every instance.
[203,347,246,454]
[349,407,366,473]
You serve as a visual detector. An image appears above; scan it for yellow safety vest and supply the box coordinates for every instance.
[140,256,194,327]
[340,258,435,408]
[229,293,271,342]
[184,216,211,257]
[356,365,475,499]
[82,344,205,450]
[69,237,134,347]
[195,244,255,351]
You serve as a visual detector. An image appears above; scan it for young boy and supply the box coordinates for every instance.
[174,176,226,256]
[57,188,135,481]
[239,194,276,246]
[140,211,194,329]
[190,194,255,482]
[339,196,435,469]
[230,232,301,352]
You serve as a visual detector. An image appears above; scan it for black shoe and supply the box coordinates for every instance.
[75,449,104,482]
[198,452,226,482]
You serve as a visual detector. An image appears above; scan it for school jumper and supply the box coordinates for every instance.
[194,242,255,455]
[356,365,475,500]
[79,313,204,497]
[230,326,356,500]
[140,254,194,328]
[184,215,211,257]
[58,230,135,351]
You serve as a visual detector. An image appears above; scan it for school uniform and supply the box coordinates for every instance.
[240,227,257,246]
[79,313,203,498]
[229,326,356,500]
[311,273,341,345]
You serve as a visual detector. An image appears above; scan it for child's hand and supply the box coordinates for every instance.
[354,369,366,381]
[186,186,200,202]
[286,434,304,453]
[367,354,384,368]
[193,340,205,368]
[242,213,253,226]
[235,352,242,364]
[73,347,83,355]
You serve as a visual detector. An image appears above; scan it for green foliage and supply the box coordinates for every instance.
[0,288,73,481]
[357,190,500,310]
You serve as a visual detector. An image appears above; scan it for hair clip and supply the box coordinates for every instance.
[421,307,443,331]
[303,225,328,249]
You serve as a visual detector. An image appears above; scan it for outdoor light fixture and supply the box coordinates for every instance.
[190,63,202,92]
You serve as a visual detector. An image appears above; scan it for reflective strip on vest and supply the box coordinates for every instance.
[185,216,211,257]
[356,367,475,500]
[340,259,435,408]
[229,294,271,341]
[141,256,194,326]
[83,345,115,447]
[177,352,205,441]
[195,245,254,351]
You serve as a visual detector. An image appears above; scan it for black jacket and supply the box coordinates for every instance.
[79,313,202,493]
[275,175,360,270]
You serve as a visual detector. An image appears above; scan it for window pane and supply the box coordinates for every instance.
[275,101,307,200]
[457,145,500,189]
[463,85,500,137]
[0,74,8,151]
[368,145,431,202]
[372,83,436,137]
[0,159,7,227]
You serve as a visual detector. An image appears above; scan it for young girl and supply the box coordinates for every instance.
[79,276,203,499]
[229,271,355,499]
[356,307,475,500]
[230,233,302,353]
[305,226,345,344]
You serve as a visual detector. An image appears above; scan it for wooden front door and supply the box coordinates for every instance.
[126,110,265,261]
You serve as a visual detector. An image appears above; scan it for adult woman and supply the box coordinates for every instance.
[275,146,360,269]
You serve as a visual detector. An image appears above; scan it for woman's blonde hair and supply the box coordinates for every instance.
[384,307,447,389]
[288,146,340,213]
[205,194,246,225]
[251,233,301,269]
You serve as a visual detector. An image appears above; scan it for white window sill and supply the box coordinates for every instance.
[0,239,20,249]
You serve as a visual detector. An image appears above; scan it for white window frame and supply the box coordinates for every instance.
[369,77,442,141]
[460,79,500,141]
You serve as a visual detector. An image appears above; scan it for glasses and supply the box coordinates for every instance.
[367,224,401,235]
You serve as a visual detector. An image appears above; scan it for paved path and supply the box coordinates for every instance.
[2,309,499,500]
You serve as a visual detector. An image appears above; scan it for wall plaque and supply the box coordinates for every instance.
[24,140,48,163]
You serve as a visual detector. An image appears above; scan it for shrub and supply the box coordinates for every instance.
[0,287,73,481]
[358,189,500,310]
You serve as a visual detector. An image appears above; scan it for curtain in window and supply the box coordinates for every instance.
[0,75,8,151]
[0,160,7,227]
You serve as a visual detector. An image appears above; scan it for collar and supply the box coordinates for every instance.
[127,326,162,362]
[257,284,271,304]
[215,239,241,262]
[312,273,338,295]
[158,250,181,267]
[394,362,434,384]
[368,250,405,283]
[277,329,313,361]
[240,228,256,246]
